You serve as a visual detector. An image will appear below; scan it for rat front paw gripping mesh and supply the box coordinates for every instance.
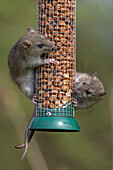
[29,0,80,131]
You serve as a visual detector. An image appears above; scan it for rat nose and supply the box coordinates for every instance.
[99,91,107,96]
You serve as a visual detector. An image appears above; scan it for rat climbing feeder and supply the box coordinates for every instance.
[29,0,80,131]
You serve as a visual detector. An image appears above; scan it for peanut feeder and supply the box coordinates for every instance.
[29,0,80,131]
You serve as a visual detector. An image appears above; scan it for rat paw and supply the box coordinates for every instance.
[72,98,78,107]
[44,58,55,64]
[32,94,38,105]
[75,77,80,84]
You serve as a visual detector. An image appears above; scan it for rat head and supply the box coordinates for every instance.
[21,27,56,57]
[74,73,107,100]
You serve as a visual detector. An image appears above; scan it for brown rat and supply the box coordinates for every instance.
[8,27,56,159]
[72,72,106,109]
[8,27,56,101]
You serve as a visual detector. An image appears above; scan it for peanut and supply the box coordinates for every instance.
[37,0,76,108]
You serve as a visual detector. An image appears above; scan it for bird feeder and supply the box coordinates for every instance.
[29,0,80,131]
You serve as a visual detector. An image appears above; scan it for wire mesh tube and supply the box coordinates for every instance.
[29,0,80,131]
[36,0,76,115]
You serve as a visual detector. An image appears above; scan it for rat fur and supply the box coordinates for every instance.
[72,72,106,109]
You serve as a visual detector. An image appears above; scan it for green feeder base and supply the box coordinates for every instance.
[29,117,80,132]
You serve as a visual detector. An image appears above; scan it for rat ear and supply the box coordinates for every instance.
[92,72,97,80]
[27,27,36,33]
[22,40,31,48]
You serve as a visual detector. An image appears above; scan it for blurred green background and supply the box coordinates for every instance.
[0,0,112,169]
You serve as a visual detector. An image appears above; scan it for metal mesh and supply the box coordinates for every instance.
[35,0,76,117]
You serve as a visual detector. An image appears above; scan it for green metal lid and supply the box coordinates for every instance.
[29,116,80,132]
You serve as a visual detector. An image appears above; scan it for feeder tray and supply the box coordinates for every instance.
[29,0,80,132]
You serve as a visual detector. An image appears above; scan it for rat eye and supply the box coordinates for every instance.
[83,82,87,85]
[38,44,44,48]
[85,90,91,95]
